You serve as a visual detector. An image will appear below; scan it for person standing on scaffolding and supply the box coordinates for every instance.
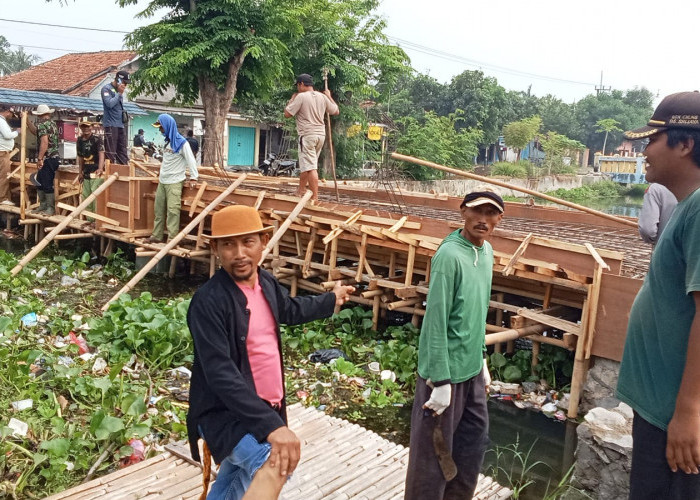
[101,70,130,165]
[284,73,339,203]
[187,205,355,499]
[26,104,59,215]
[0,104,20,206]
[404,188,504,500]
[146,113,198,244]
[76,119,105,228]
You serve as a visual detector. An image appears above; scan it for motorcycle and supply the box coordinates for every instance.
[143,141,163,162]
[257,152,298,177]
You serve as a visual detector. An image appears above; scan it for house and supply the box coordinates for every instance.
[0,50,269,168]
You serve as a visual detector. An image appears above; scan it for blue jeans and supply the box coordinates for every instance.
[207,433,271,500]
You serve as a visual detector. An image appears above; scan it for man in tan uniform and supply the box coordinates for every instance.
[284,73,339,202]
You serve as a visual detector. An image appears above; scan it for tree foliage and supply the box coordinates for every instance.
[595,118,622,155]
[395,110,482,179]
[503,115,542,160]
[0,36,39,76]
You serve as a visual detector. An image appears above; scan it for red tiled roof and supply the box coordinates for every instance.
[0,50,137,96]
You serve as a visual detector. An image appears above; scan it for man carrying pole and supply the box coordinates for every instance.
[187,205,355,500]
[284,73,339,203]
[404,188,504,500]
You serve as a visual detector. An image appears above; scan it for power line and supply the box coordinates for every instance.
[388,35,597,88]
[1,17,599,89]
[0,18,129,34]
[9,43,88,53]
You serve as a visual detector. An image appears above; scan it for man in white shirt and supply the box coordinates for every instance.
[0,104,20,206]
[284,73,339,202]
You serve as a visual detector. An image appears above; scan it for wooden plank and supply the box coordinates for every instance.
[105,202,130,212]
[502,233,533,277]
[590,273,641,362]
[512,307,581,335]
[188,181,208,217]
[56,203,121,226]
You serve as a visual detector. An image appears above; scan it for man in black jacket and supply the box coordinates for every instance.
[187,204,354,500]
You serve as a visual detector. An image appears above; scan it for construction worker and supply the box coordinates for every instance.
[76,119,105,226]
[404,189,504,500]
[284,73,339,202]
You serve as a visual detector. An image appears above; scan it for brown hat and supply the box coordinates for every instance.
[624,91,700,139]
[210,205,273,239]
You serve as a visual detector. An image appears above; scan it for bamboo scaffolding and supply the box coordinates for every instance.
[391,152,638,228]
[10,173,119,276]
[101,174,247,311]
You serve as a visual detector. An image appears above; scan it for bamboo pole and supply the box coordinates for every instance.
[391,152,638,229]
[323,69,340,202]
[259,190,313,264]
[20,112,27,219]
[102,174,247,311]
[11,173,119,276]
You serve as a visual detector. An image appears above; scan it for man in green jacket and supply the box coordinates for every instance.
[404,189,504,500]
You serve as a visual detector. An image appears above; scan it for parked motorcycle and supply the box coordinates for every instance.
[257,152,298,177]
[143,141,163,162]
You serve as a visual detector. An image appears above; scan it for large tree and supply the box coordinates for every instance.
[113,0,304,166]
[503,115,541,161]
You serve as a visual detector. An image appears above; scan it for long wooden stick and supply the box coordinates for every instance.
[20,112,27,219]
[11,173,119,276]
[102,174,247,311]
[323,70,340,202]
[391,152,638,229]
[259,190,313,264]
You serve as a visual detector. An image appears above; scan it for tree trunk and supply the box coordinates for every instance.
[602,131,609,156]
[198,51,245,168]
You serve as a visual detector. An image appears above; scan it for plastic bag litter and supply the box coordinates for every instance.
[308,349,349,364]
[21,312,37,327]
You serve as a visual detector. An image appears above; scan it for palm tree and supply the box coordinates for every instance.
[595,118,622,156]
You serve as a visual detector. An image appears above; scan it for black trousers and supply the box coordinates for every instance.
[36,156,59,193]
[630,411,700,499]
[104,126,129,166]
[404,372,489,500]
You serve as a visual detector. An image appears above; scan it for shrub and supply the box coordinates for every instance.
[491,162,529,178]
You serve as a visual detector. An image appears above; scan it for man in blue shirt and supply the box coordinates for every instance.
[101,70,130,165]
[617,91,700,499]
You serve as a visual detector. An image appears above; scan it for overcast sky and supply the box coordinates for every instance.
[2,0,697,104]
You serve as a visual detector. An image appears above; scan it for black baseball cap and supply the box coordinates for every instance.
[116,70,130,83]
[624,91,700,139]
[296,73,313,86]
[460,190,505,213]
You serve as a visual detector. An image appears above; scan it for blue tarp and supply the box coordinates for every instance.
[0,87,146,116]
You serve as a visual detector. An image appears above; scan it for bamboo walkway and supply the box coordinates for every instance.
[42,404,511,500]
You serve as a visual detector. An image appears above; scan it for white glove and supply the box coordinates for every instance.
[423,383,451,415]
[483,358,491,390]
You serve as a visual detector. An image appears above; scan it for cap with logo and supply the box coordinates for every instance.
[460,190,505,213]
[296,73,314,86]
[624,91,700,140]
[115,70,130,83]
[78,117,96,127]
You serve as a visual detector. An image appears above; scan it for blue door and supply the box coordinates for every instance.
[228,126,256,166]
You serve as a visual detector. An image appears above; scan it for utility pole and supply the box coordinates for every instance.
[595,71,611,96]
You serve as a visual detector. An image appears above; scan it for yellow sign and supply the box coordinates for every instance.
[367,125,382,141]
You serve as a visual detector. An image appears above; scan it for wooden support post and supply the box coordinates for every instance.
[19,112,27,220]
[502,233,533,276]
[169,256,177,278]
[372,294,381,331]
[389,252,396,277]
[404,244,416,287]
[272,220,280,259]
[303,228,317,278]
[103,238,115,258]
[494,293,504,354]
[188,181,208,217]
[102,174,247,311]
[531,283,553,374]
[259,190,312,264]
[11,174,119,276]
[568,299,590,418]
[209,253,217,277]
[290,274,298,297]
[356,233,367,283]
[328,237,338,282]
[253,190,266,210]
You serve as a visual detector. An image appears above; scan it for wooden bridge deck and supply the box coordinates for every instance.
[43,404,511,500]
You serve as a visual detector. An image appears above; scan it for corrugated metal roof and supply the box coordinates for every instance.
[0,87,146,115]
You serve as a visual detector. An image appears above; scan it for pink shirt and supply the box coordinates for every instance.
[238,280,283,405]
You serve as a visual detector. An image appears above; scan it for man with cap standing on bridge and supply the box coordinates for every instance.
[76,119,105,226]
[617,91,700,499]
[101,70,130,165]
[26,104,59,215]
[404,188,503,500]
[284,73,339,203]
[186,205,355,499]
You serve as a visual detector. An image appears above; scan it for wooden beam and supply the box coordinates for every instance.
[56,202,120,226]
[188,181,208,217]
[11,174,119,276]
[259,190,313,264]
[502,233,533,277]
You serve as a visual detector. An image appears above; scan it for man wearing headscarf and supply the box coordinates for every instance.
[146,113,198,243]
